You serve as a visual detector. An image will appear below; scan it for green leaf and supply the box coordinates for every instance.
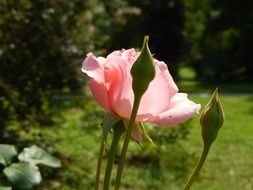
[0,179,12,190]
[0,144,17,166]
[3,162,42,189]
[0,154,6,166]
[103,112,121,137]
[18,145,61,168]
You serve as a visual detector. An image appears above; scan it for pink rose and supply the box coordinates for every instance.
[82,48,200,130]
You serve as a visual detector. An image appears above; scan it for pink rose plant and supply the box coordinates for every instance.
[81,40,224,190]
[81,48,200,130]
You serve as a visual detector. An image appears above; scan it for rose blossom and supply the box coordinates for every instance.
[81,48,200,131]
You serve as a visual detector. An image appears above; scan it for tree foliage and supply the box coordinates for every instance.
[106,0,185,79]
[0,0,111,126]
[184,0,253,82]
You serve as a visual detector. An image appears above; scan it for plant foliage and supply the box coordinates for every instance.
[0,144,61,189]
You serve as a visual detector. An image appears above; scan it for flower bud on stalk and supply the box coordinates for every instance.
[200,88,224,146]
[184,88,224,190]
[82,35,200,190]
[131,35,155,98]
[114,36,156,190]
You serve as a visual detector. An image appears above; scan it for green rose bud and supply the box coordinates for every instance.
[131,35,155,98]
[200,88,225,146]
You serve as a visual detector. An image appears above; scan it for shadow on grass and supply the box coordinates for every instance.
[178,80,253,94]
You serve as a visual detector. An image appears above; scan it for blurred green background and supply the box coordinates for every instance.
[0,0,252,189]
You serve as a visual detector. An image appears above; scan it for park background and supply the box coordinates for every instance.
[0,0,252,189]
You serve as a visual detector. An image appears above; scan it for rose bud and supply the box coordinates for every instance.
[200,88,225,146]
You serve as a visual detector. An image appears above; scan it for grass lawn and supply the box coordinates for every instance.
[7,92,253,190]
[183,95,253,190]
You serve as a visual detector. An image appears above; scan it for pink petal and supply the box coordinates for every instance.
[156,61,178,97]
[81,52,106,81]
[104,56,134,118]
[88,79,111,112]
[137,61,178,117]
[82,53,111,111]
[121,48,139,65]
[148,93,201,127]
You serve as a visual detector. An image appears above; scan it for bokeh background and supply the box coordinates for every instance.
[0,0,252,189]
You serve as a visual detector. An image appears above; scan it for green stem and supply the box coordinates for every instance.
[114,97,141,190]
[183,144,211,190]
[103,124,125,190]
[95,135,106,190]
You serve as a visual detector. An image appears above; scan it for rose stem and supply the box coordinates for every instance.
[95,135,106,190]
[103,123,125,190]
[183,143,211,190]
[114,97,141,190]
